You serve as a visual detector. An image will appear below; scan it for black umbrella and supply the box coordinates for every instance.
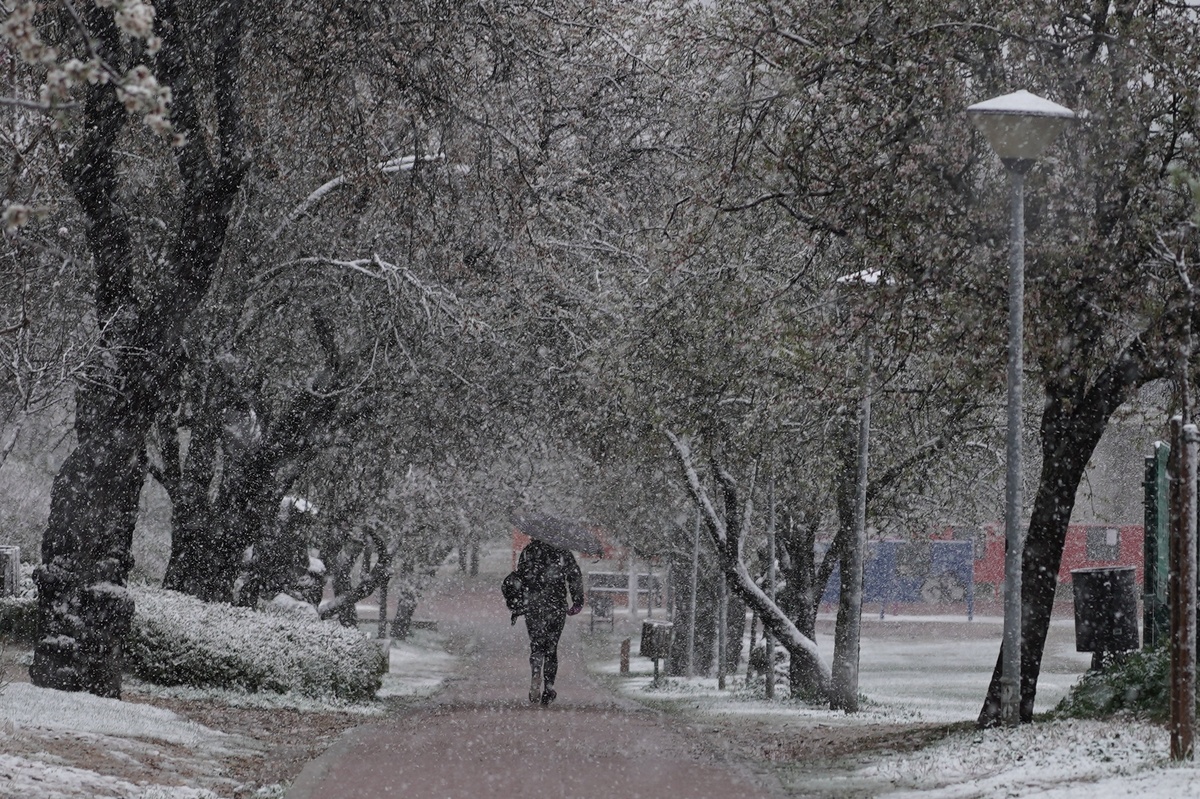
[511,511,604,556]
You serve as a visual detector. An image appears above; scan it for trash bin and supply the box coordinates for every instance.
[640,620,673,660]
[1071,566,1139,668]
[640,620,673,684]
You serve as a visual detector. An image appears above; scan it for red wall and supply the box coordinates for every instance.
[970,523,1143,591]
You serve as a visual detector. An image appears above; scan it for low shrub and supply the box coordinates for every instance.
[0,595,36,644]
[0,563,38,645]
[127,585,387,701]
[1053,647,1171,722]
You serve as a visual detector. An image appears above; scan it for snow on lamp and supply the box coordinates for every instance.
[967,90,1075,167]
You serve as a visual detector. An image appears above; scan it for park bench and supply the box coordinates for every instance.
[585,570,664,631]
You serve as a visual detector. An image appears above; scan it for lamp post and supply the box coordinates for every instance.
[830,267,890,711]
[967,90,1074,727]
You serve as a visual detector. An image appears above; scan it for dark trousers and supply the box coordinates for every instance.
[525,608,566,685]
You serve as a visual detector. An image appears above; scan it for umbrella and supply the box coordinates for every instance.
[511,511,604,556]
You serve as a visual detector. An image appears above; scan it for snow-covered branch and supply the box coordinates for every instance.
[665,429,831,693]
[271,155,448,241]
[259,254,487,337]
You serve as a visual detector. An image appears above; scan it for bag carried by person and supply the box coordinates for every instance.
[501,570,527,624]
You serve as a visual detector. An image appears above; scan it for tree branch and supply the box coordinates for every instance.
[318,525,394,622]
[666,429,831,692]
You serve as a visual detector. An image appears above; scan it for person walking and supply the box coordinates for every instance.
[516,538,584,705]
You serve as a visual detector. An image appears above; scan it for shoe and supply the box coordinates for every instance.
[529,661,543,704]
[540,686,556,706]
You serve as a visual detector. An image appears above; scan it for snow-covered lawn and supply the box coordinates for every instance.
[0,681,255,799]
[598,613,1088,723]
[597,612,1200,797]
[855,720,1195,799]
[0,625,458,799]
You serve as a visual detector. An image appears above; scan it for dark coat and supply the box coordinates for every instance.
[517,540,584,620]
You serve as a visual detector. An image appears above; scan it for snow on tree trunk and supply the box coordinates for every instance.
[389,562,420,640]
[667,431,831,698]
[30,0,246,697]
[776,509,828,700]
[31,423,141,696]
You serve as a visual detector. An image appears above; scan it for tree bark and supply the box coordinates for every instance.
[978,337,1161,725]
[725,591,747,671]
[31,0,246,696]
[155,324,358,603]
[667,431,832,697]
[668,539,718,677]
[775,508,831,699]
[320,527,393,626]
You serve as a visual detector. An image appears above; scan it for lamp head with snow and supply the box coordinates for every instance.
[967,90,1074,170]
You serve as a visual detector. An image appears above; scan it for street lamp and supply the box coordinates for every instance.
[967,90,1074,728]
[831,267,893,711]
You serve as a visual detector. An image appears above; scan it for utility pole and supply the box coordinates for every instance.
[1170,417,1198,760]
[1170,259,1197,761]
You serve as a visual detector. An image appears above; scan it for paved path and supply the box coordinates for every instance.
[286,572,777,798]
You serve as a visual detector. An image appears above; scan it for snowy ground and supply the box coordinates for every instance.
[0,621,457,799]
[597,611,1200,797]
[7,579,1200,797]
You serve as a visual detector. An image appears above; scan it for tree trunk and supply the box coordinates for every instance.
[377,578,389,639]
[389,562,418,639]
[667,431,832,697]
[778,509,828,700]
[163,503,239,602]
[667,538,692,675]
[159,418,231,601]
[154,340,353,605]
[30,414,143,696]
[31,0,245,697]
[668,543,719,676]
[328,537,365,628]
[391,588,417,639]
[725,591,747,671]
[978,343,1157,725]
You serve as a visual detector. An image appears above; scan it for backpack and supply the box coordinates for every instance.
[501,570,527,623]
[518,541,565,596]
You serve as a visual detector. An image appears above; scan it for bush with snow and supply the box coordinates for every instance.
[1053,647,1170,721]
[126,585,387,701]
[0,596,35,644]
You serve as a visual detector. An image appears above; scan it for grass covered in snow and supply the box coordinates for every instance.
[854,719,1200,798]
[0,610,459,797]
[594,614,1090,725]
[1,681,246,748]
[588,612,1200,797]
[0,680,259,799]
